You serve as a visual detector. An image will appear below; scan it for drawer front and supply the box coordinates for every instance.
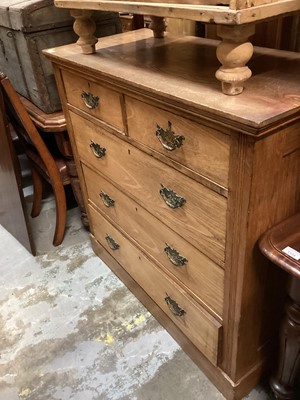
[126,96,230,187]
[71,112,227,266]
[89,205,222,366]
[62,70,124,132]
[83,164,224,318]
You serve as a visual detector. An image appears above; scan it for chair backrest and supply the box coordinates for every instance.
[0,72,63,184]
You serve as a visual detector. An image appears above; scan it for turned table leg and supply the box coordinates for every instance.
[270,278,300,400]
[150,16,166,38]
[71,10,98,54]
[215,24,255,95]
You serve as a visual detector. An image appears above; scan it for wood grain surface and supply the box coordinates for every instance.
[44,29,300,132]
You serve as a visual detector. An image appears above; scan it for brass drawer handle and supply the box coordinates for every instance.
[90,141,106,158]
[164,243,188,267]
[165,294,186,317]
[81,91,99,109]
[100,191,115,208]
[156,121,185,151]
[160,184,186,209]
[105,234,120,250]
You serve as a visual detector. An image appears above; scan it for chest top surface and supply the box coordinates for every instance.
[45,29,300,132]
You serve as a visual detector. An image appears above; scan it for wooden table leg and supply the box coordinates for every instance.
[215,24,255,95]
[71,9,98,54]
[149,16,166,38]
[270,278,300,400]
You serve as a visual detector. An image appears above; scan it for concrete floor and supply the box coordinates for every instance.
[0,165,276,399]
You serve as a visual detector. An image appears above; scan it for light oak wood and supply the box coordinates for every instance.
[54,0,300,93]
[165,18,196,36]
[62,69,125,132]
[44,30,300,133]
[55,0,300,23]
[125,95,230,187]
[45,29,300,399]
[215,24,255,95]
[70,110,227,266]
[70,9,98,54]
[89,204,222,365]
[222,122,300,381]
[83,163,225,318]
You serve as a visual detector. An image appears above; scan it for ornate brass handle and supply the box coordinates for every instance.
[100,191,115,208]
[81,91,99,109]
[156,121,185,151]
[165,294,186,317]
[90,141,106,158]
[105,234,120,250]
[160,184,186,209]
[164,244,188,267]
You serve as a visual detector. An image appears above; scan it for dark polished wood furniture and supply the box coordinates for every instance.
[0,73,72,246]
[259,213,300,400]
[20,96,89,228]
[0,79,35,254]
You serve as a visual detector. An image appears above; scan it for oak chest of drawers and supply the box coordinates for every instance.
[45,29,300,399]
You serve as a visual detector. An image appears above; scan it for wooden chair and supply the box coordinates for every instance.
[259,213,300,400]
[0,72,71,246]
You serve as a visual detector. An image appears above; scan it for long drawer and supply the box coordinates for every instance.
[89,204,222,366]
[70,111,227,266]
[83,163,224,318]
[126,96,230,187]
[62,69,125,132]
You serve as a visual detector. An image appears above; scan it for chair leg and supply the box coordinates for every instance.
[31,167,43,218]
[52,182,67,246]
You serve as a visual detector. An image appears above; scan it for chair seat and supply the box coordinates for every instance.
[26,147,71,186]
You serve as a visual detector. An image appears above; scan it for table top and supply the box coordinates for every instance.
[54,0,300,25]
[20,96,66,133]
[44,29,300,134]
[259,213,300,279]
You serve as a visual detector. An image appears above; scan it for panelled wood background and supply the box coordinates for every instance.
[166,14,300,51]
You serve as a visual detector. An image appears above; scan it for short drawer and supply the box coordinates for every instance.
[83,164,224,318]
[71,111,227,266]
[89,205,222,366]
[62,69,124,132]
[126,96,230,187]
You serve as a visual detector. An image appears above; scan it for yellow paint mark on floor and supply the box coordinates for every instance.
[104,334,114,344]
[134,314,146,325]
[19,387,32,398]
[94,334,114,345]
[94,312,151,342]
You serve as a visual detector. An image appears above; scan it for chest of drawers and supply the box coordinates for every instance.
[45,29,300,399]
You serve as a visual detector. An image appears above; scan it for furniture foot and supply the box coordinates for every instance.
[71,10,98,54]
[150,16,166,38]
[270,278,300,400]
[215,24,255,95]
